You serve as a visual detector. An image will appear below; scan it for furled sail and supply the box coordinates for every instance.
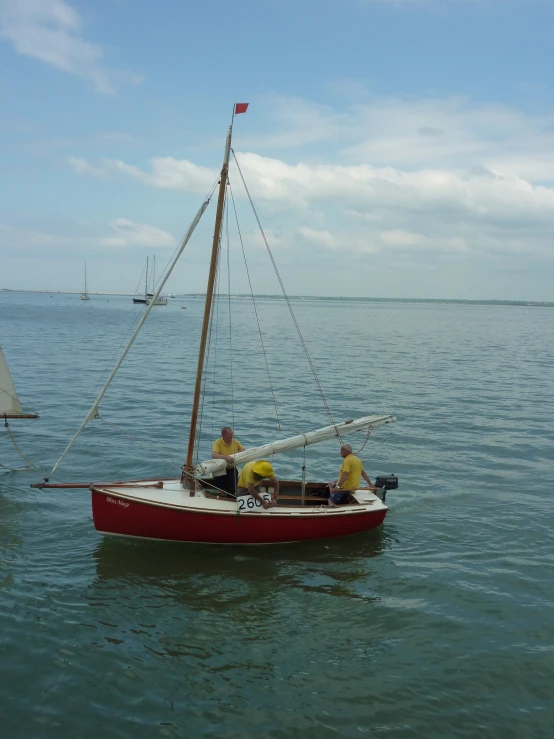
[196,414,396,476]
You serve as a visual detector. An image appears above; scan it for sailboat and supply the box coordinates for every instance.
[1,345,39,470]
[35,104,398,544]
[80,262,90,300]
[132,256,149,304]
[146,256,168,306]
[132,256,168,305]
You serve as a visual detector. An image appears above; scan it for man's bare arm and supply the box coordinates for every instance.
[212,451,235,464]
[329,472,348,493]
[248,482,270,509]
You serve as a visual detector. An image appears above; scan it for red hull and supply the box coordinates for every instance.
[92,491,387,544]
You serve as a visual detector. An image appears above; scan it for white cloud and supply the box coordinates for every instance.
[298,226,337,248]
[101,219,176,249]
[67,155,217,193]
[114,157,216,194]
[65,93,554,264]
[67,156,105,177]
[86,150,554,221]
[380,230,425,247]
[0,217,176,253]
[379,230,469,253]
[241,95,554,187]
[67,151,554,260]
[0,0,140,94]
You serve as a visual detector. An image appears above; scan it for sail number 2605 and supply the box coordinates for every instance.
[237,493,272,511]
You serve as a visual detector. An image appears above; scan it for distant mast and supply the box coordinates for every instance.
[80,262,90,300]
[145,257,149,301]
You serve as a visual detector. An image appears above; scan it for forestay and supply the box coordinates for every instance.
[196,414,396,476]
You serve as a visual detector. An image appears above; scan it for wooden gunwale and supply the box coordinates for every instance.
[91,485,379,517]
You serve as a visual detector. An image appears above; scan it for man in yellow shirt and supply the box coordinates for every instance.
[211,426,244,495]
[328,444,372,507]
[237,460,279,510]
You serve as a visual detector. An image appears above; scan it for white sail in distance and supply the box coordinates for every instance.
[196,414,396,476]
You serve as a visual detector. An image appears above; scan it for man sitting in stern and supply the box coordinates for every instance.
[237,460,279,510]
[328,444,372,507]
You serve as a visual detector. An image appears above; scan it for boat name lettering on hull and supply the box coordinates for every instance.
[106,496,129,509]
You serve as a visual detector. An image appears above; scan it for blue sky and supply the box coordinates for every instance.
[1,0,553,300]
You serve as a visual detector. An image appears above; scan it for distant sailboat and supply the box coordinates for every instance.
[133,256,167,305]
[146,256,168,306]
[80,262,90,300]
[132,256,149,304]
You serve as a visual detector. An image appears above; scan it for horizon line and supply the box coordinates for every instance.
[1,288,553,307]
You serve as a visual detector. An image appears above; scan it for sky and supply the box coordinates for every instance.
[1,0,554,300]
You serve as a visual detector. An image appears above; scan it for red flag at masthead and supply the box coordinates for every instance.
[234,103,249,115]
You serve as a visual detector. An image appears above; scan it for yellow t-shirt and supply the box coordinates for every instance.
[212,438,244,456]
[237,461,261,489]
[338,454,363,490]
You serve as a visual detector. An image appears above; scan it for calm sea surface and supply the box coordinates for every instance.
[1,291,553,738]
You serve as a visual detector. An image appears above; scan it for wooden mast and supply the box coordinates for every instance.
[184,119,234,487]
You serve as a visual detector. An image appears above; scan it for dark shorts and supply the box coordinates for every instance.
[329,490,351,505]
[213,468,239,495]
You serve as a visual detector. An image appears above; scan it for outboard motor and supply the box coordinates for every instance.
[374,474,398,502]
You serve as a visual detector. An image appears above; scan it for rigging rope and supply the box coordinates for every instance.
[228,180,281,429]
[225,185,236,434]
[43,308,144,476]
[350,425,372,456]
[0,461,20,472]
[100,418,184,470]
[3,417,39,470]
[43,178,220,480]
[132,262,147,298]
[231,149,339,441]
[100,417,237,496]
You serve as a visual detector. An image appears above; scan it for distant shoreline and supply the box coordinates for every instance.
[0,289,134,296]
[1,288,552,308]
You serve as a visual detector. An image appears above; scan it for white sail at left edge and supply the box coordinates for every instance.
[0,345,39,419]
[0,346,22,416]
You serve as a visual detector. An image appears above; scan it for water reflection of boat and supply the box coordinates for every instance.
[92,527,387,601]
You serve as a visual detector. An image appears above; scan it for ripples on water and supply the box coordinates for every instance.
[1,293,553,738]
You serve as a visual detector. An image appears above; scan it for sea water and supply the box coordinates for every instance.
[1,291,553,737]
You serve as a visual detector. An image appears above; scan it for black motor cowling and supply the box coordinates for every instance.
[374,475,398,490]
[374,474,398,502]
